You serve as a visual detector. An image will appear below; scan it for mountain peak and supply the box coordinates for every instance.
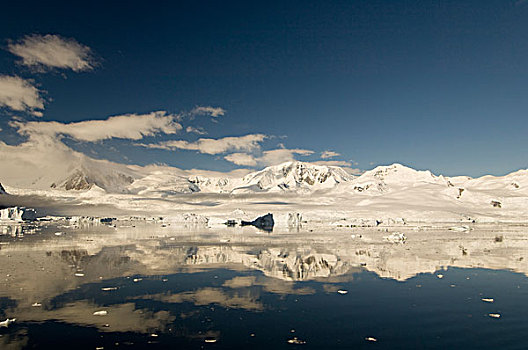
[241,160,354,192]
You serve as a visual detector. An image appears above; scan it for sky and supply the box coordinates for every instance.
[1,0,528,177]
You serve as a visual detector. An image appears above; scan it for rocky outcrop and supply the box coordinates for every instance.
[0,183,7,195]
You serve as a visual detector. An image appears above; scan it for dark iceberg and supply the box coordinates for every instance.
[241,213,274,232]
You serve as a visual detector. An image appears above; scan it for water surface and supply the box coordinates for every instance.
[1,222,527,349]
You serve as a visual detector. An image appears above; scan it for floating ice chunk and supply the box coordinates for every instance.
[0,318,16,327]
[437,274,444,279]
[482,298,494,303]
[150,334,158,337]
[101,287,118,291]
[365,337,377,342]
[488,313,501,318]
[133,278,142,282]
[337,290,348,295]
[287,212,303,228]
[0,207,36,221]
[93,310,108,316]
[204,338,217,343]
[448,226,471,232]
[384,232,406,243]
[287,337,306,344]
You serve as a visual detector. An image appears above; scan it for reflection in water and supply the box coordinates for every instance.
[1,222,528,348]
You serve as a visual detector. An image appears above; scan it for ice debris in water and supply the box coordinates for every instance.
[337,290,348,295]
[93,310,108,316]
[101,287,118,291]
[0,318,16,327]
[448,226,471,232]
[204,338,217,343]
[287,337,306,344]
[437,274,444,279]
[488,313,501,319]
[365,337,377,342]
[383,232,406,243]
[482,298,494,303]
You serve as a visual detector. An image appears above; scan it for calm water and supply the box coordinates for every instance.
[1,222,528,349]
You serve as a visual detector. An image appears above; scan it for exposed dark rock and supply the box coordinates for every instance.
[0,183,7,195]
[241,213,274,232]
[491,200,502,208]
[100,217,116,224]
[225,220,237,227]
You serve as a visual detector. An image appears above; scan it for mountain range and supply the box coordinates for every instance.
[1,159,528,223]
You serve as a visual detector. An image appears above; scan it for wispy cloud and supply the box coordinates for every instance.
[7,34,96,72]
[0,75,45,116]
[137,134,267,155]
[224,152,258,166]
[12,111,182,142]
[320,150,340,159]
[185,125,207,135]
[190,106,226,118]
[224,148,314,167]
[311,160,352,167]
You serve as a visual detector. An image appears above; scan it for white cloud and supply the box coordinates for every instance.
[185,126,207,135]
[224,152,258,166]
[7,34,95,72]
[321,150,340,159]
[259,148,313,165]
[12,111,182,142]
[223,148,314,167]
[311,161,363,174]
[0,75,45,116]
[138,134,267,155]
[311,160,352,167]
[190,106,225,117]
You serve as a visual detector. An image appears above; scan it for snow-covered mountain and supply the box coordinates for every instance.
[232,161,354,194]
[29,160,355,195]
[4,157,528,223]
[52,166,136,192]
[348,163,450,194]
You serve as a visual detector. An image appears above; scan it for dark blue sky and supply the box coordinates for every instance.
[1,0,528,176]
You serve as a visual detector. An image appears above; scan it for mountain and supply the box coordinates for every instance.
[232,161,354,194]
[348,163,451,194]
[107,161,355,196]
[50,160,140,193]
[4,157,528,223]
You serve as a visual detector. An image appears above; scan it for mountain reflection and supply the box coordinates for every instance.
[1,222,528,346]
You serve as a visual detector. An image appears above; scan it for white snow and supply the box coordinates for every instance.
[4,161,528,224]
